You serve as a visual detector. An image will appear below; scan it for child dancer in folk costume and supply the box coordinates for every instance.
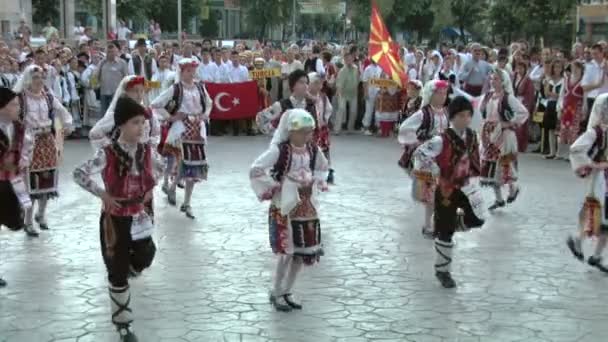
[398,80,449,238]
[557,61,585,159]
[400,79,423,123]
[375,74,402,138]
[0,87,34,287]
[150,58,212,219]
[14,65,73,237]
[567,94,608,272]
[478,68,529,211]
[74,97,162,342]
[308,72,335,184]
[257,69,313,135]
[413,96,486,288]
[249,109,329,312]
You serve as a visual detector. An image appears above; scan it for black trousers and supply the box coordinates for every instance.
[99,214,156,288]
[434,188,484,243]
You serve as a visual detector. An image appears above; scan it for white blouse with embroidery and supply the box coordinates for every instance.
[398,106,448,145]
[23,92,72,131]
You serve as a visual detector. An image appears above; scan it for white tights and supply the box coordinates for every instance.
[273,255,303,296]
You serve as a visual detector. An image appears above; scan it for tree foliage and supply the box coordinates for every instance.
[32,0,60,27]
[242,0,294,40]
[450,0,487,43]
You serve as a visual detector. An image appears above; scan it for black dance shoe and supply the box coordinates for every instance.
[117,325,138,342]
[35,215,49,230]
[24,224,39,237]
[435,271,456,288]
[566,237,584,262]
[283,294,303,310]
[180,205,195,219]
[269,293,292,312]
[167,190,177,206]
[327,169,335,184]
[488,200,506,211]
[0,277,6,287]
[588,256,608,273]
[506,188,520,204]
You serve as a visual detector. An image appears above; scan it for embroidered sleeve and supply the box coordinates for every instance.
[570,129,597,177]
[249,145,281,201]
[73,148,107,198]
[201,84,213,121]
[413,136,443,176]
[398,109,423,145]
[507,94,529,126]
[150,86,174,120]
[53,97,73,129]
[88,111,115,150]
[18,127,35,170]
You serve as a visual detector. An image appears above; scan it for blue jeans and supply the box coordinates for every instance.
[100,95,114,115]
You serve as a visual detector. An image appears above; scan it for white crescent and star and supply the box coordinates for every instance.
[214,92,241,112]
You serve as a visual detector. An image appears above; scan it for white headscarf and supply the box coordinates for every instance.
[269,109,316,147]
[587,93,608,129]
[13,64,44,93]
[105,75,145,120]
[175,57,200,84]
[491,67,514,95]
[421,79,449,107]
[307,72,321,84]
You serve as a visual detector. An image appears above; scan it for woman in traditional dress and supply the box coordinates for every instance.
[249,109,329,312]
[478,68,529,211]
[398,80,449,237]
[13,64,73,237]
[557,61,585,159]
[541,59,564,159]
[512,61,535,153]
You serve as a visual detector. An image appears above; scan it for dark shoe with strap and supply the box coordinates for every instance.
[421,226,434,239]
[588,256,608,273]
[488,200,506,211]
[167,190,177,206]
[117,324,138,342]
[506,188,520,204]
[435,271,456,288]
[566,236,584,262]
[34,215,49,230]
[327,169,335,185]
[283,294,303,310]
[269,293,292,312]
[24,224,39,237]
[0,277,6,288]
[180,204,195,219]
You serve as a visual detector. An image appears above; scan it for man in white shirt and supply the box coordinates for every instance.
[227,50,250,83]
[582,44,608,127]
[117,20,132,41]
[281,48,304,99]
[361,61,383,135]
[197,48,219,83]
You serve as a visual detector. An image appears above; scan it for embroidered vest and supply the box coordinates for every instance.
[272,98,317,129]
[0,122,25,181]
[416,105,444,142]
[132,54,154,80]
[18,92,55,135]
[102,143,156,216]
[589,126,607,163]
[436,128,481,189]
[270,142,318,183]
[165,82,207,116]
[481,92,514,122]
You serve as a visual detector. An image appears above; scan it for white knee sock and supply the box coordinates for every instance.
[283,257,303,294]
[424,204,433,229]
[184,181,194,206]
[493,186,504,202]
[272,255,291,296]
[37,199,48,222]
[434,239,454,273]
[594,235,607,258]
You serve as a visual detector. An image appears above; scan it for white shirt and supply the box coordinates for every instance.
[362,64,383,98]
[78,35,91,46]
[197,61,220,83]
[582,59,608,99]
[117,26,132,41]
[226,64,250,83]
[23,93,72,130]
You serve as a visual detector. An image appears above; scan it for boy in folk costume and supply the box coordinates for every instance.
[256,69,314,135]
[74,96,162,342]
[567,94,608,272]
[414,96,485,288]
[400,79,423,123]
[250,109,329,312]
[478,68,529,211]
[0,87,35,287]
[13,65,73,237]
[308,72,335,184]
[150,58,212,219]
[398,80,450,238]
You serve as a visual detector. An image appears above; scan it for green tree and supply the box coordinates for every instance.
[145,0,202,33]
[242,0,293,40]
[32,0,60,27]
[450,0,486,43]
[488,0,524,44]
[199,9,220,38]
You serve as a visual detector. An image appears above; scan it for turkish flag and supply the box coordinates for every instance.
[205,81,260,120]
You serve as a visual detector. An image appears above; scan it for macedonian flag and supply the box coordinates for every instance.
[368,0,407,87]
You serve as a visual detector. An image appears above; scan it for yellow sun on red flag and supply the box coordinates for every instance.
[368,0,407,87]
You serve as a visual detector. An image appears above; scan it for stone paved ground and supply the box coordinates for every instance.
[1,136,606,342]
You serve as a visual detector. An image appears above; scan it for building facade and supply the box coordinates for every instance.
[0,0,33,39]
[578,0,608,43]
